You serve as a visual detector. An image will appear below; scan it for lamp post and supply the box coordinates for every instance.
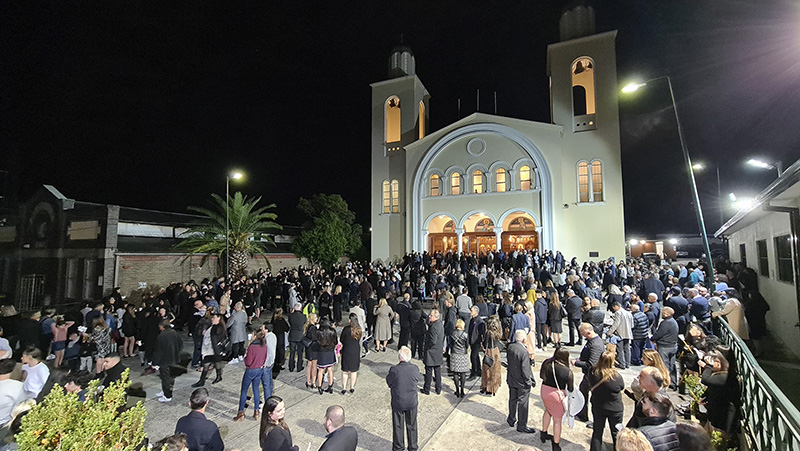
[746,158,783,178]
[623,76,715,283]
[692,163,724,229]
[226,171,244,282]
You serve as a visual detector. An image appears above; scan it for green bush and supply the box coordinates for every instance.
[16,369,146,451]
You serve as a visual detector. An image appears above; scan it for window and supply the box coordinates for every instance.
[496,169,507,192]
[419,101,425,139]
[739,243,747,267]
[571,57,596,116]
[451,173,461,195]
[757,240,769,277]
[775,235,794,282]
[443,220,455,233]
[577,160,603,203]
[430,174,440,196]
[390,180,399,213]
[385,96,401,143]
[472,170,484,194]
[519,165,532,190]
[382,180,390,214]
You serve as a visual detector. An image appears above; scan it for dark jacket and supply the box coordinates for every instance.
[468,316,485,346]
[288,311,306,342]
[261,425,298,451]
[575,335,604,375]
[207,323,228,355]
[410,308,426,336]
[582,308,605,335]
[386,361,420,411]
[566,296,583,320]
[638,417,681,451]
[152,328,182,367]
[631,311,650,340]
[443,306,457,336]
[319,425,358,451]
[506,341,534,389]
[175,411,224,451]
[423,319,445,367]
[588,371,625,413]
[533,298,548,324]
[651,317,678,349]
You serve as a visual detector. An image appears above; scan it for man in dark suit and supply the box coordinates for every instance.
[287,303,307,372]
[565,289,584,346]
[396,292,413,348]
[467,306,485,379]
[319,405,358,451]
[506,329,536,433]
[574,322,605,423]
[386,347,420,451]
[152,319,183,403]
[174,388,224,451]
[421,309,444,395]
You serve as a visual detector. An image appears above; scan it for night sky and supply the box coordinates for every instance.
[4,1,800,239]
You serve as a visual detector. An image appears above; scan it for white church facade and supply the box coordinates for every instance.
[371,9,627,262]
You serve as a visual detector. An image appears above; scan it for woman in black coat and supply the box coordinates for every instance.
[339,314,362,394]
[260,396,299,451]
[192,313,228,386]
[271,308,290,371]
[409,301,427,360]
[588,351,625,451]
[700,350,738,433]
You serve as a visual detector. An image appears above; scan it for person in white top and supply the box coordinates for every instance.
[0,358,26,427]
[0,326,12,359]
[21,347,50,400]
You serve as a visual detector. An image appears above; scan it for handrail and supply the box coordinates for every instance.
[717,318,800,450]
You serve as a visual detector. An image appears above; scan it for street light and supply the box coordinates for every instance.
[226,171,244,282]
[746,158,783,177]
[692,162,723,229]
[622,76,715,282]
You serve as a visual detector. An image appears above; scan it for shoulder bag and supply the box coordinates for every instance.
[553,363,569,413]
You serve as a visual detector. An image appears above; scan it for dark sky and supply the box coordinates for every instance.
[3,1,800,238]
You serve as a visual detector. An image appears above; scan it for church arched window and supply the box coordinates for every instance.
[572,57,596,131]
[390,179,400,213]
[382,180,391,213]
[577,160,604,203]
[495,168,507,193]
[443,220,455,233]
[430,174,441,196]
[472,170,484,194]
[508,217,534,231]
[385,96,401,143]
[450,172,462,195]
[474,218,494,232]
[519,165,532,190]
[419,101,426,139]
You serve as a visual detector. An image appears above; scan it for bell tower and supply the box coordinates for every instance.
[370,43,429,261]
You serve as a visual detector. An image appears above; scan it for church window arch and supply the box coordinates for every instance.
[382,180,391,213]
[519,165,532,190]
[508,217,535,231]
[419,101,426,139]
[472,170,485,194]
[571,57,595,116]
[577,159,604,203]
[429,174,441,196]
[385,96,401,143]
[391,179,400,213]
[450,172,462,195]
[443,220,455,233]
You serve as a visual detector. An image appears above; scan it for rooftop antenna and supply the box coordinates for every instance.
[458,98,461,119]
[477,89,480,112]
[494,91,497,114]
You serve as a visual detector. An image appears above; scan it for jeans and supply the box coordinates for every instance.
[288,341,304,371]
[657,345,678,389]
[238,368,263,412]
[260,366,274,402]
[631,338,646,365]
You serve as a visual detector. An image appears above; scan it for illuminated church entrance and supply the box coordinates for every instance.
[425,211,540,255]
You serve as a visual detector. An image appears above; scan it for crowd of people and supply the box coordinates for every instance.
[0,247,769,450]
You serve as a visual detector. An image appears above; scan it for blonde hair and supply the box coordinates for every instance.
[377,298,388,309]
[455,318,465,330]
[304,312,318,334]
[615,428,654,451]
[642,349,671,388]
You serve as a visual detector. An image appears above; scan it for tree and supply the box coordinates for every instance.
[16,370,147,451]
[176,192,282,278]
[292,194,362,268]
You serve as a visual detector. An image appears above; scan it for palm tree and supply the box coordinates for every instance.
[176,192,282,279]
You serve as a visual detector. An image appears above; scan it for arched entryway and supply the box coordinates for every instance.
[426,214,457,253]
[461,212,497,255]
[500,212,539,252]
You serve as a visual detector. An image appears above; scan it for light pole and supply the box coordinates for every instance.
[623,76,715,283]
[746,158,783,178]
[226,171,243,282]
[692,163,724,229]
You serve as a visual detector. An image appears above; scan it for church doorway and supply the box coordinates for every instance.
[462,214,496,255]
[501,213,539,253]
[427,217,457,253]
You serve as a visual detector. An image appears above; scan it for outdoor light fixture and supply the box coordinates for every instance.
[629,239,640,245]
[729,193,737,201]
[746,158,783,177]
[226,170,245,282]
[669,238,678,245]
[734,197,755,211]
[692,163,704,171]
[621,75,715,282]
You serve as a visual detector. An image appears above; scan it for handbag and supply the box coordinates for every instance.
[301,336,313,348]
[218,337,232,357]
[483,353,495,367]
[553,363,569,413]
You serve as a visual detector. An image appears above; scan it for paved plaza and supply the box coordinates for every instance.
[132,323,645,451]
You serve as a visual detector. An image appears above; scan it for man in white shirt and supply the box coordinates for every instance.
[0,358,26,427]
[21,347,50,400]
[260,323,277,402]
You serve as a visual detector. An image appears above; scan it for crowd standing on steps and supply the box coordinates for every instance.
[0,249,764,450]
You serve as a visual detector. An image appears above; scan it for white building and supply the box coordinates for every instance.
[715,158,800,359]
[370,6,626,262]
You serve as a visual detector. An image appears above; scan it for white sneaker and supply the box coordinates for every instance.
[154,391,164,398]
[46,354,56,361]
[239,356,245,363]
[227,359,239,365]
[157,395,172,403]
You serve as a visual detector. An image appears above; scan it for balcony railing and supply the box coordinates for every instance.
[718,318,800,450]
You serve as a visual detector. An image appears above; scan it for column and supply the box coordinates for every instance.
[493,226,503,252]
[536,227,543,251]
[456,228,464,255]
[422,229,429,253]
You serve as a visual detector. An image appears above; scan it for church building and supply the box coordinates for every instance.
[370,6,626,262]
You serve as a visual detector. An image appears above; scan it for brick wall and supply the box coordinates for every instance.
[116,253,306,298]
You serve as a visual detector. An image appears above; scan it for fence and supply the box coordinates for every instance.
[15,274,45,312]
[718,318,800,450]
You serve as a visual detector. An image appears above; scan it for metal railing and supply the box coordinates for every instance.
[718,318,800,450]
